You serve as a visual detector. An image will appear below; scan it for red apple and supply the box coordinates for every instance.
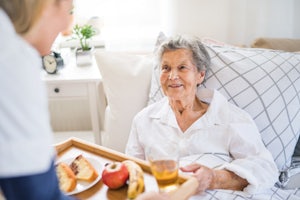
[102,162,129,189]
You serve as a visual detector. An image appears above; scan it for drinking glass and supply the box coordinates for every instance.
[146,142,179,193]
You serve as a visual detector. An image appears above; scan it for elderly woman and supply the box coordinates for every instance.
[126,35,278,194]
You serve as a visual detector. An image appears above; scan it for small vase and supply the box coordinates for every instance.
[75,47,94,66]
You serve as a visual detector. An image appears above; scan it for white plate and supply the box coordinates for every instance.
[56,156,102,195]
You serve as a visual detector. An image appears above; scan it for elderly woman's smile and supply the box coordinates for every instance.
[168,83,183,88]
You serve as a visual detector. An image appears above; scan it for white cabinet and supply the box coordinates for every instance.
[41,51,102,144]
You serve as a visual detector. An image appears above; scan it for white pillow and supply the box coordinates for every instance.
[95,51,153,152]
[148,44,300,171]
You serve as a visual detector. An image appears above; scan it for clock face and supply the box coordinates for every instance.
[43,55,57,74]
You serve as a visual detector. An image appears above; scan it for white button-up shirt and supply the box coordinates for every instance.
[126,88,278,194]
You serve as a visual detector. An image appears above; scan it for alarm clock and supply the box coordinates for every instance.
[42,51,64,74]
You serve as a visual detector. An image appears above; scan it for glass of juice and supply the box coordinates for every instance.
[146,142,179,193]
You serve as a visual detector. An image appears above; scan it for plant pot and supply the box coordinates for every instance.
[75,47,94,66]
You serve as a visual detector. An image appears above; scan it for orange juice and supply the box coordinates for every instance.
[150,160,179,192]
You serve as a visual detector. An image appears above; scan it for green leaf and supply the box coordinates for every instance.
[72,24,96,51]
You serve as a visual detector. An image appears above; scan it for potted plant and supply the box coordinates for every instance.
[72,24,97,65]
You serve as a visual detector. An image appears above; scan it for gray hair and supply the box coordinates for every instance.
[156,35,211,73]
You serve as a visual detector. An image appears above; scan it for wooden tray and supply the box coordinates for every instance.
[55,137,198,200]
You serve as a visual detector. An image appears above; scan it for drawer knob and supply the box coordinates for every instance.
[54,88,60,93]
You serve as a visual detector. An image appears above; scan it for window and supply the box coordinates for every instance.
[73,0,163,51]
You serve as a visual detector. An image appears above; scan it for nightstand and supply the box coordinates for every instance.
[41,50,102,145]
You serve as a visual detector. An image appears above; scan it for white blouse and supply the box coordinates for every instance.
[126,88,278,194]
[0,9,54,177]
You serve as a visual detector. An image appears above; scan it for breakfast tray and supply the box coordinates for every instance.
[55,137,198,200]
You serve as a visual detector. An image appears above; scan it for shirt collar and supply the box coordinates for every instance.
[149,88,231,131]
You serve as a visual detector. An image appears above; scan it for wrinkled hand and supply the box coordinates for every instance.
[180,163,216,193]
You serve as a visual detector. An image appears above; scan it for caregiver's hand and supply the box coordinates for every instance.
[136,191,170,200]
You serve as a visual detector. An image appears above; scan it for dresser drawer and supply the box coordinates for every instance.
[47,83,88,98]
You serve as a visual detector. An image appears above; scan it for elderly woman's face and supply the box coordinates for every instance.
[160,49,205,100]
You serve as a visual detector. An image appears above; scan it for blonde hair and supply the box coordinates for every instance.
[0,0,53,34]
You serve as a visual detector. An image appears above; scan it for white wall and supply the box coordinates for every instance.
[161,0,300,46]
[74,0,299,49]
[293,0,300,36]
